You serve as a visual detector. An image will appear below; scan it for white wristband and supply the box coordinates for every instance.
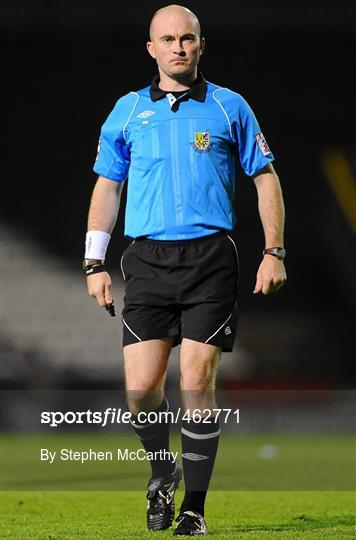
[85,231,111,260]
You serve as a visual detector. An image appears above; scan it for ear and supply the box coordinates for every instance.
[146,41,156,59]
[199,37,206,56]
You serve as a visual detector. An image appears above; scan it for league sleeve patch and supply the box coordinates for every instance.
[95,139,101,161]
[256,132,272,156]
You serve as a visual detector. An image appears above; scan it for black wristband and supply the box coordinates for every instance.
[85,264,106,276]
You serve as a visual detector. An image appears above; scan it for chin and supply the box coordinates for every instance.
[169,65,192,77]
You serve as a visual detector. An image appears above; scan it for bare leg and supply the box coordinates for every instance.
[124,337,173,415]
[180,338,221,413]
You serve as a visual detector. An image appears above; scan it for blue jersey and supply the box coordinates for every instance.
[93,74,274,240]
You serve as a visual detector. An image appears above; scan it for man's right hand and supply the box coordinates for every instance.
[87,272,113,307]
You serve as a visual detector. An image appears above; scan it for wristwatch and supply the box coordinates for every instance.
[82,258,104,271]
[263,247,286,260]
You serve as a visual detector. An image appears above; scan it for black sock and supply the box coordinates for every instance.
[180,417,220,517]
[130,397,175,477]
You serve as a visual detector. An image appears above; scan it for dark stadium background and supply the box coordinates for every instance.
[2,0,355,396]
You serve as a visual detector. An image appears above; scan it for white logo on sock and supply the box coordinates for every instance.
[182,452,209,461]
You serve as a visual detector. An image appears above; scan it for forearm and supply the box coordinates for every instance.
[87,175,125,233]
[254,167,285,247]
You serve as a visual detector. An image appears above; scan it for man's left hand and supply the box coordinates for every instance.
[253,256,287,295]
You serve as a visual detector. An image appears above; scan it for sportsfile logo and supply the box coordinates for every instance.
[41,407,239,427]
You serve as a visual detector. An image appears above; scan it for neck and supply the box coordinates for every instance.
[158,68,198,92]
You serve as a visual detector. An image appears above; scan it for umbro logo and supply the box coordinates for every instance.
[224,326,232,335]
[182,453,209,461]
[137,110,156,118]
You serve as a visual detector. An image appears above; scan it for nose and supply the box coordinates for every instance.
[174,49,186,57]
[173,41,186,56]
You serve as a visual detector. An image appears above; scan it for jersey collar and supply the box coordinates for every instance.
[150,72,207,103]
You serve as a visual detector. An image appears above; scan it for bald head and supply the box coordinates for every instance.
[149,4,201,40]
[146,4,204,88]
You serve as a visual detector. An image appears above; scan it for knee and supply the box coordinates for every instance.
[180,367,215,392]
[126,388,163,416]
[180,341,221,393]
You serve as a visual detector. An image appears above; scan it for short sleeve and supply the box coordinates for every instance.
[233,96,274,177]
[93,94,135,181]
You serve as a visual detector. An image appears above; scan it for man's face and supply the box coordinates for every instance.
[147,10,204,80]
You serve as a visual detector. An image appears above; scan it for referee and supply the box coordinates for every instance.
[84,4,286,536]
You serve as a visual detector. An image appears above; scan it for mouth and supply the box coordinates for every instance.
[170,59,187,63]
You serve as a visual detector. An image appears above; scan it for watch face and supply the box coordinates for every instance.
[275,248,286,259]
[264,248,285,260]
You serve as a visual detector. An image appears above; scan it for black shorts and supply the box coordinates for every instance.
[120,231,239,352]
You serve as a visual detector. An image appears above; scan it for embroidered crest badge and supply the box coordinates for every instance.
[191,132,213,153]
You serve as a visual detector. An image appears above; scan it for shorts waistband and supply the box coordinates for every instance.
[128,231,228,245]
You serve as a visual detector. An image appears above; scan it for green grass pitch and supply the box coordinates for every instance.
[2,490,355,539]
[1,433,355,538]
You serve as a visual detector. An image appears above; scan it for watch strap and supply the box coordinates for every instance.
[263,247,286,260]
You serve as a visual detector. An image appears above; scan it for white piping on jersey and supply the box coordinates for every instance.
[181,427,221,439]
[123,317,142,341]
[122,92,140,142]
[205,312,232,344]
[212,88,233,140]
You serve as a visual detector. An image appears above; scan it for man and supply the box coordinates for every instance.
[84,4,286,536]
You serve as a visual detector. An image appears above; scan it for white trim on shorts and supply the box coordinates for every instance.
[123,318,142,342]
[204,312,232,344]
